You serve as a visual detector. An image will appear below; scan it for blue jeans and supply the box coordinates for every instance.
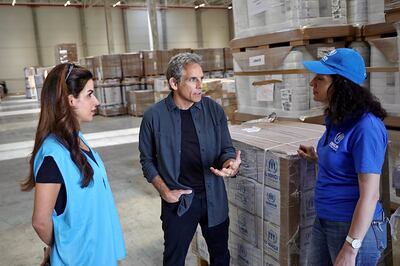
[307,215,387,266]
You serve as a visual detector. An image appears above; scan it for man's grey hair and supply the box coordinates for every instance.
[166,53,203,90]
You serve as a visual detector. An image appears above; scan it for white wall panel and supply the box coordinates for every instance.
[200,9,230,48]
[111,8,126,54]
[35,7,83,66]
[0,7,38,94]
[83,7,108,56]
[125,9,150,51]
[164,9,198,49]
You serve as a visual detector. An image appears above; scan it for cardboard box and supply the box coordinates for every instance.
[228,175,264,217]
[193,48,225,72]
[121,53,142,78]
[127,90,155,116]
[389,130,400,204]
[55,43,77,64]
[229,203,263,248]
[100,54,122,80]
[96,79,122,106]
[142,50,161,76]
[300,189,316,228]
[121,77,142,106]
[229,121,324,265]
[229,232,262,266]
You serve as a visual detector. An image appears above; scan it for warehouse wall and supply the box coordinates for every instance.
[0,6,38,93]
[163,8,198,49]
[200,9,230,48]
[0,6,230,94]
[35,7,84,66]
[125,9,151,51]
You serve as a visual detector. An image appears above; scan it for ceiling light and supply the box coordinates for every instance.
[64,0,71,6]
[11,0,16,6]
[194,5,199,9]
[112,1,121,7]
[228,5,232,9]
[199,3,205,7]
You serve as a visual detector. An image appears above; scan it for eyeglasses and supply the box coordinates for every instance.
[65,63,75,81]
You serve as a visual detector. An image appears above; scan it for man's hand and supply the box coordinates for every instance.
[297,144,318,162]
[210,150,241,178]
[40,245,51,266]
[334,243,357,266]
[161,189,192,203]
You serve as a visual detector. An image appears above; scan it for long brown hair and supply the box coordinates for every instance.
[21,63,94,191]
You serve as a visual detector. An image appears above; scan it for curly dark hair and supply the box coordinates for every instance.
[326,75,387,124]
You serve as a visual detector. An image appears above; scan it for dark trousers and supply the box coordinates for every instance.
[160,193,230,266]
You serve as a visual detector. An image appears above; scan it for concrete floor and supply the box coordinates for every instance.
[0,95,197,265]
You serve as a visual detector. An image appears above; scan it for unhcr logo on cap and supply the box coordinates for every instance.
[322,49,337,62]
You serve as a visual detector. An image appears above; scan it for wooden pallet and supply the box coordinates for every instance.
[362,22,397,40]
[230,25,356,52]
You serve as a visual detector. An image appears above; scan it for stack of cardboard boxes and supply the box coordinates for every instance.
[95,54,126,116]
[227,120,324,265]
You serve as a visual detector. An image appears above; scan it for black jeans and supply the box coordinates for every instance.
[160,193,230,266]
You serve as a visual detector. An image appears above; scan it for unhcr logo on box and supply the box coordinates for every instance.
[266,158,279,182]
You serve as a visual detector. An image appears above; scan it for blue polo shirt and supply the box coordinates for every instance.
[315,113,388,222]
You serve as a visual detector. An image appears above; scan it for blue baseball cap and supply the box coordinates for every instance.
[303,48,367,85]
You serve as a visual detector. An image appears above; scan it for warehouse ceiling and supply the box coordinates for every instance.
[0,0,232,8]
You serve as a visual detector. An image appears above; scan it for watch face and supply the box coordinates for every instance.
[352,239,362,249]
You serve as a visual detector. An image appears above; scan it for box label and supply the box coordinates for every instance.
[249,55,265,67]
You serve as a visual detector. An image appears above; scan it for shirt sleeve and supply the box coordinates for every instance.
[217,105,236,167]
[36,156,64,183]
[350,117,387,174]
[139,110,159,183]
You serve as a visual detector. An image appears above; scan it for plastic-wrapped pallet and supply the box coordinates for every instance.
[281,47,313,112]
[234,46,324,118]
[232,0,347,38]
[369,41,400,114]
[227,121,323,266]
[347,0,368,25]
[367,0,385,23]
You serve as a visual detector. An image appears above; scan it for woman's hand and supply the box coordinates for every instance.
[334,243,357,266]
[210,150,241,178]
[297,144,318,162]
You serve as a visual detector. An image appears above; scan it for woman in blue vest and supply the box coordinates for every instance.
[21,63,126,265]
[297,48,388,266]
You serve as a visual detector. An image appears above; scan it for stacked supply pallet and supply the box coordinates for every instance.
[230,25,355,118]
[363,23,400,116]
[202,79,237,121]
[96,55,126,116]
[193,48,225,79]
[120,53,144,110]
[35,66,53,100]
[24,67,37,99]
[232,0,347,39]
[227,120,324,266]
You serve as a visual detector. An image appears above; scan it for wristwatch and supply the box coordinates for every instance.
[346,235,362,249]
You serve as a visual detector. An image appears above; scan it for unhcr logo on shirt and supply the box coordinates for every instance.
[329,132,344,151]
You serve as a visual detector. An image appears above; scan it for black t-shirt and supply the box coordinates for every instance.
[179,109,205,194]
[36,149,97,215]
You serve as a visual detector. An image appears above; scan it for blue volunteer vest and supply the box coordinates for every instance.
[33,133,126,266]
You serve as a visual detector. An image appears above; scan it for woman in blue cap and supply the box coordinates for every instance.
[21,63,126,265]
[298,48,388,266]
